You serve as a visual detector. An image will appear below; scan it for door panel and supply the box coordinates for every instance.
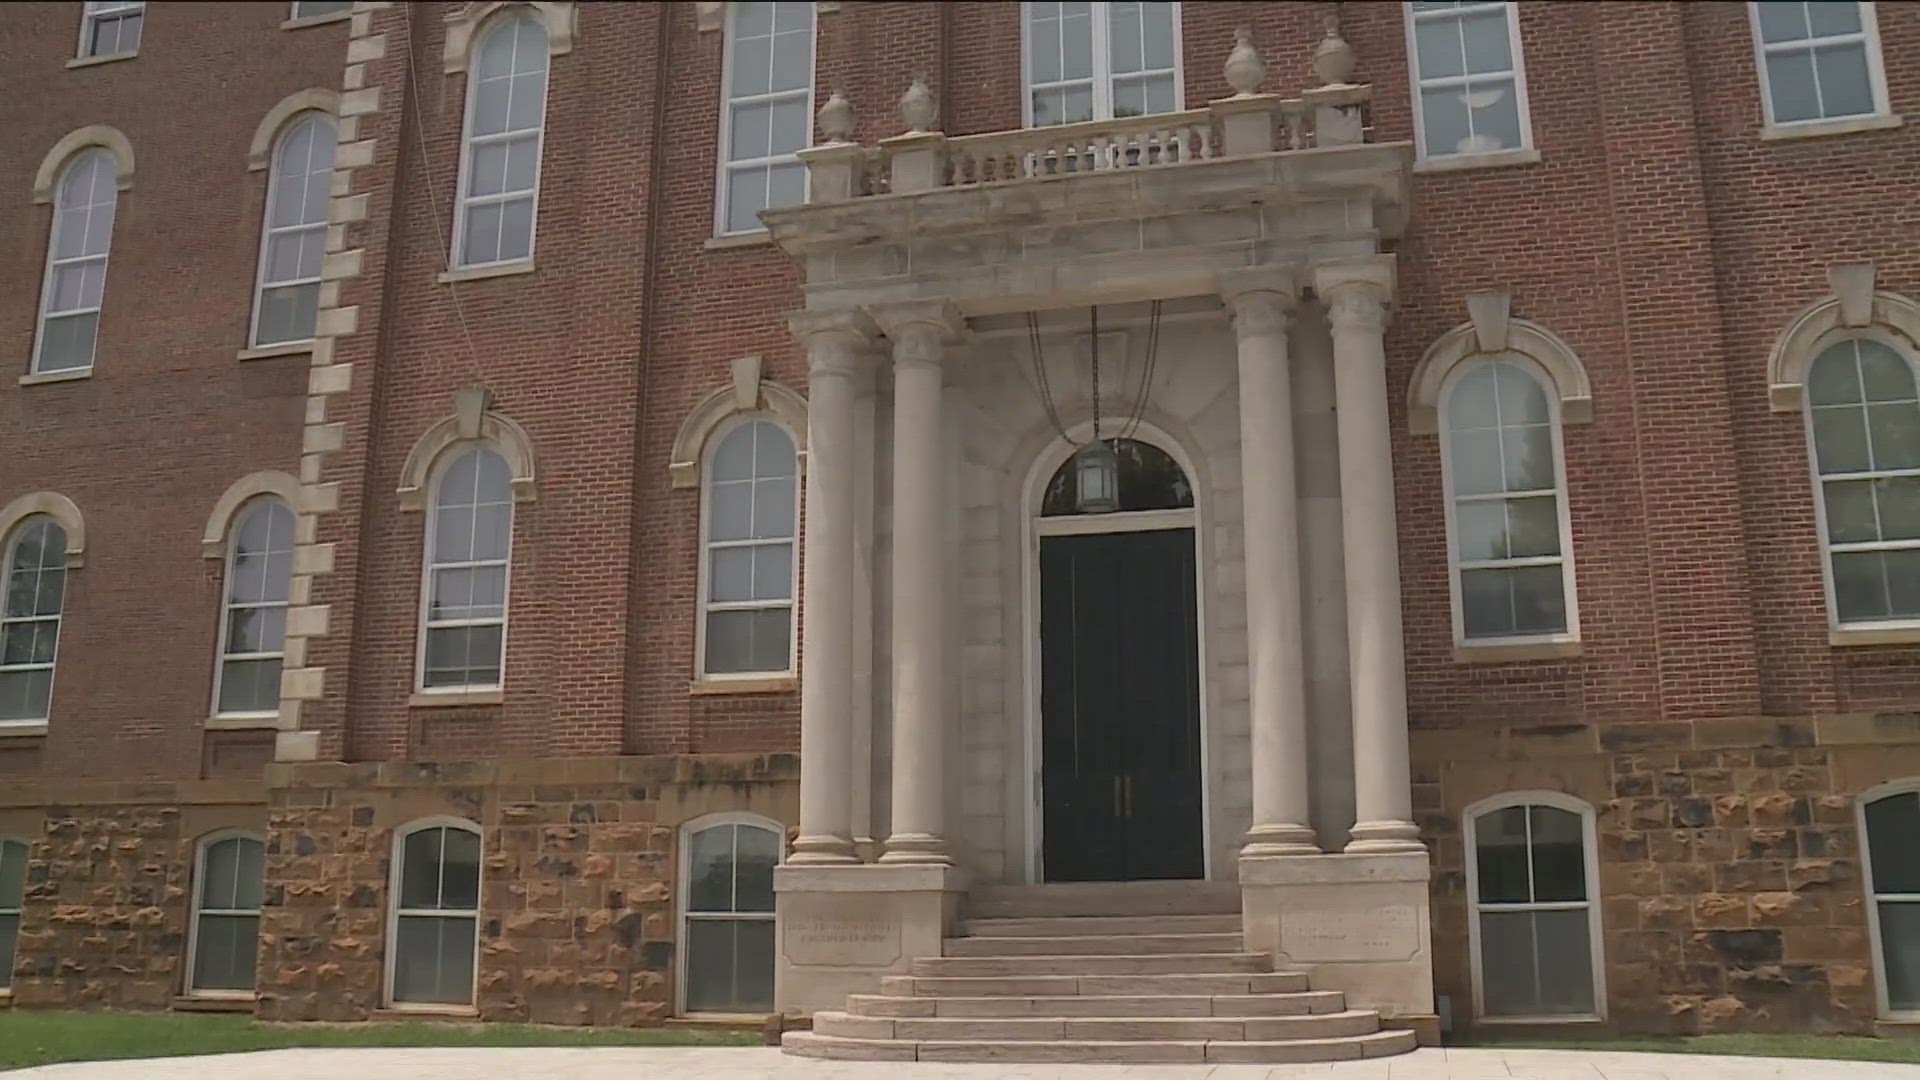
[1039,528,1203,882]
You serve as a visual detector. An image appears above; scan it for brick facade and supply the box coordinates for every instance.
[0,0,1917,1040]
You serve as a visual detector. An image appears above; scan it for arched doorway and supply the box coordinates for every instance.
[1031,434,1205,881]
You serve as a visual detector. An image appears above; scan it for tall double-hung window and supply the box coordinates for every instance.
[252,114,337,347]
[1804,337,1920,627]
[453,14,549,269]
[718,2,815,236]
[0,838,25,992]
[1466,795,1603,1020]
[1406,1,1531,160]
[700,419,798,677]
[1750,2,1890,129]
[79,1,143,59]
[214,499,295,717]
[1024,2,1180,127]
[0,518,69,725]
[34,150,119,375]
[420,447,514,691]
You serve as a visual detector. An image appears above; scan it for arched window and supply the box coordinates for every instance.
[1465,793,1603,1020]
[421,448,513,692]
[718,1,815,235]
[388,819,482,1007]
[1039,437,1193,517]
[681,814,779,1013]
[1805,337,1920,627]
[214,498,295,718]
[453,14,549,269]
[186,831,264,994]
[1,518,70,725]
[252,113,337,348]
[0,837,26,992]
[1440,358,1576,644]
[1865,785,1920,1016]
[34,149,119,374]
[701,419,798,677]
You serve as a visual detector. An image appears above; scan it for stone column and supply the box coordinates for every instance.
[1221,272,1319,858]
[870,301,964,865]
[1314,257,1423,855]
[788,309,878,865]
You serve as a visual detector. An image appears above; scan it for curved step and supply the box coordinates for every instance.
[782,1028,1418,1063]
[844,990,1347,1018]
[881,971,1310,997]
[963,914,1242,937]
[911,952,1268,977]
[944,932,1244,956]
[814,1008,1380,1041]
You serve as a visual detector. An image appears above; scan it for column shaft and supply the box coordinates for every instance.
[1225,282,1319,858]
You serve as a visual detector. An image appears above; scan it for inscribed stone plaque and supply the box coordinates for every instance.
[784,910,902,967]
[1279,903,1418,962]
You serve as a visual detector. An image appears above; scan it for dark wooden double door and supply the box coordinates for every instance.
[1039,527,1204,882]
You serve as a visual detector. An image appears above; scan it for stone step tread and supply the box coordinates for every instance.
[944,933,1244,956]
[962,914,1242,937]
[843,991,1347,1018]
[782,1029,1416,1064]
[814,1009,1381,1042]
[913,952,1269,976]
[968,882,1241,919]
[881,971,1311,997]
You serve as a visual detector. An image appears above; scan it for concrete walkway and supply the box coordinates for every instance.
[8,1046,1920,1079]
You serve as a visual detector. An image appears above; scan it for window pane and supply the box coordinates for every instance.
[442,828,481,910]
[393,915,476,1005]
[1756,1,1811,43]
[1455,501,1504,562]
[730,103,773,161]
[754,477,796,541]
[1474,805,1531,903]
[1823,478,1880,543]
[1809,345,1863,405]
[1109,3,1142,74]
[1415,16,1465,80]
[1461,10,1512,74]
[191,913,259,991]
[1462,567,1513,637]
[1868,404,1920,471]
[1867,793,1920,893]
[1509,563,1567,635]
[1481,908,1594,1016]
[768,99,809,157]
[1812,407,1871,474]
[1528,806,1586,902]
[462,202,503,265]
[200,839,240,910]
[752,543,792,602]
[1463,78,1523,153]
[1876,477,1920,540]
[726,168,768,234]
[0,913,16,990]
[769,34,810,94]
[401,828,443,908]
[765,162,805,214]
[39,312,100,371]
[497,197,534,262]
[1832,550,1889,621]
[219,659,282,715]
[689,826,736,913]
[747,608,791,672]
[1141,2,1175,69]
[734,826,779,913]
[0,670,54,723]
[423,625,504,689]
[506,71,548,134]
[234,837,265,910]
[1029,10,1061,84]
[1889,550,1920,618]
[256,283,320,345]
[1882,902,1920,1012]
[1859,341,1916,402]
[1766,50,1822,124]
[705,608,791,675]
[1506,496,1561,558]
[0,841,26,906]
[710,548,753,604]
[686,919,739,1011]
[709,482,753,543]
[1814,41,1875,119]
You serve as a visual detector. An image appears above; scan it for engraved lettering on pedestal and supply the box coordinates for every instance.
[784,914,902,967]
[1279,903,1418,962]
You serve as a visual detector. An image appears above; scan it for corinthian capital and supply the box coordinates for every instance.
[1218,268,1301,338]
[868,300,965,370]
[789,308,880,378]
[1314,256,1396,334]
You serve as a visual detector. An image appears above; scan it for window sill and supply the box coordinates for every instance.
[206,713,284,731]
[172,993,256,1013]
[1453,639,1582,664]
[0,722,49,739]
[237,342,313,361]
[409,689,504,708]
[281,11,352,30]
[1413,147,1541,175]
[67,52,137,69]
[19,368,92,386]
[372,1006,479,1021]
[689,674,798,696]
[704,231,775,251]
[1830,624,1920,647]
[1473,1014,1606,1027]
[438,260,535,284]
[1762,113,1904,142]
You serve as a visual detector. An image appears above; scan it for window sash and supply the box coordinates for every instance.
[82,1,143,57]
[1805,339,1920,628]
[452,20,549,269]
[1466,799,1603,1020]
[1405,0,1531,159]
[1750,1,1887,125]
[699,423,799,676]
[1022,2,1183,127]
[716,5,815,236]
[419,452,514,691]
[251,113,335,347]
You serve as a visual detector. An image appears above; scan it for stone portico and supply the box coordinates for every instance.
[763,30,1438,1059]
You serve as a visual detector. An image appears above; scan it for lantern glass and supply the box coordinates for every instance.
[1074,439,1120,514]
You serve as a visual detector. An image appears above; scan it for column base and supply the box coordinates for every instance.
[774,863,968,1014]
[877,832,953,865]
[1239,851,1434,1024]
[1344,818,1425,854]
[788,834,861,865]
[1241,822,1321,857]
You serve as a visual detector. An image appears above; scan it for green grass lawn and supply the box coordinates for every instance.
[0,1009,760,1072]
[1466,1032,1920,1064]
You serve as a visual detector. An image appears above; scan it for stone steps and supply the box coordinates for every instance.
[879,971,1311,997]
[967,881,1242,918]
[843,991,1349,1018]
[962,913,1242,937]
[911,951,1268,977]
[943,931,1244,956]
[782,1029,1420,1064]
[813,1008,1383,1041]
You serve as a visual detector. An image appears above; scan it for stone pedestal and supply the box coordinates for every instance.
[774,864,967,1015]
[1239,852,1438,1044]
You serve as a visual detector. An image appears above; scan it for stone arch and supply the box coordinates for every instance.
[1767,264,1920,411]
[32,125,135,204]
[0,492,86,568]
[669,356,809,488]
[246,89,340,171]
[398,389,538,510]
[201,471,302,558]
[1409,299,1593,435]
[442,0,575,74]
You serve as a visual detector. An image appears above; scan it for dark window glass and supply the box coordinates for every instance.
[1041,437,1194,517]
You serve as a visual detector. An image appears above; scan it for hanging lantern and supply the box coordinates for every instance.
[1074,438,1120,514]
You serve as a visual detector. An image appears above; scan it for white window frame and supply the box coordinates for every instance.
[0,836,26,995]
[78,0,144,60]
[1403,0,1535,162]
[1463,790,1606,1023]
[0,517,68,728]
[714,1,818,238]
[416,446,515,694]
[249,113,336,349]
[1802,331,1920,633]
[183,829,265,998]
[1437,355,1580,649]
[210,497,294,721]
[1019,1,1186,128]
[1861,780,1920,1020]
[1747,1,1892,131]
[450,13,550,271]
[696,415,800,681]
[678,811,782,1015]
[385,816,483,1011]
[289,0,353,20]
[32,149,118,377]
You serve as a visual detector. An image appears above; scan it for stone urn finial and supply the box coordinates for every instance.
[1224,26,1265,96]
[1312,16,1356,86]
[899,72,938,134]
[818,84,855,143]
